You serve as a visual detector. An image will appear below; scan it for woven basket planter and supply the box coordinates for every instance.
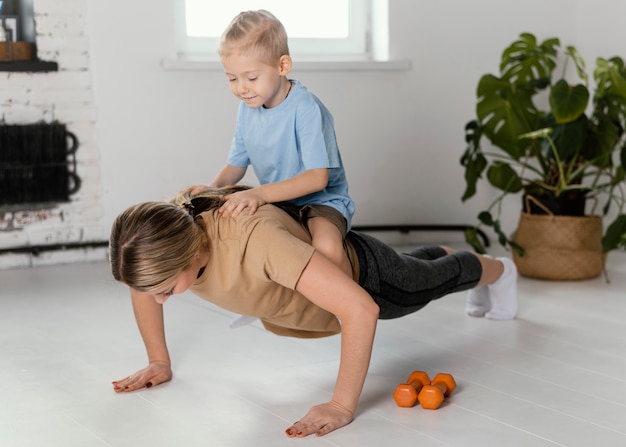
[512,211,605,280]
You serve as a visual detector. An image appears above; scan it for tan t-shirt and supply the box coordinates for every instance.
[189,205,342,338]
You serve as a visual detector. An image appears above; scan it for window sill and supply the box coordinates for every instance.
[161,58,412,72]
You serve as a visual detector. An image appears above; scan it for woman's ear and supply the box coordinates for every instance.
[278,55,292,75]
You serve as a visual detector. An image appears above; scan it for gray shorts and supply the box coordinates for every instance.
[300,205,348,237]
[346,231,482,319]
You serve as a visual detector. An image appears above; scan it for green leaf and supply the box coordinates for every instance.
[464,228,486,253]
[593,57,626,142]
[460,132,487,202]
[486,162,523,193]
[461,152,487,202]
[478,211,495,226]
[463,120,480,144]
[500,33,559,85]
[509,240,524,256]
[485,216,518,253]
[476,75,538,158]
[602,214,626,252]
[519,127,553,140]
[565,46,588,84]
[595,57,626,99]
[461,121,488,201]
[551,116,587,161]
[549,79,589,123]
[498,232,508,247]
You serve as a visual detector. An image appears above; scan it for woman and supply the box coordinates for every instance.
[109,186,517,438]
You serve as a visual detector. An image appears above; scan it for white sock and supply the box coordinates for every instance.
[466,285,490,317]
[485,257,518,320]
[466,254,492,317]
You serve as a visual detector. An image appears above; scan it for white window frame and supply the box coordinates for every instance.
[173,0,373,61]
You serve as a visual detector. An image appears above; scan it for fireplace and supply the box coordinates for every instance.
[0,122,80,205]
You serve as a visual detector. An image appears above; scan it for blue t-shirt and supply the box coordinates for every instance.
[227,79,355,228]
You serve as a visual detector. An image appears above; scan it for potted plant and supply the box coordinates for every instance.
[460,32,626,279]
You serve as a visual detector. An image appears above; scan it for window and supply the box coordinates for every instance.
[174,0,373,61]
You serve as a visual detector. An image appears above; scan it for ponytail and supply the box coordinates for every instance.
[170,185,252,217]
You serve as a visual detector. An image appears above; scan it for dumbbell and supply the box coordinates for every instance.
[418,373,456,409]
[392,371,431,407]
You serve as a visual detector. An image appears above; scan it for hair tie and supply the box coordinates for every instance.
[179,200,195,215]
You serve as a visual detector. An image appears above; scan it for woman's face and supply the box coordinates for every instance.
[150,251,207,304]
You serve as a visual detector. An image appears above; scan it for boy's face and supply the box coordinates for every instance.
[221,53,291,109]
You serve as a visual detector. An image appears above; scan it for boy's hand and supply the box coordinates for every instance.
[219,189,267,217]
[112,361,172,392]
[184,184,212,197]
[284,400,353,438]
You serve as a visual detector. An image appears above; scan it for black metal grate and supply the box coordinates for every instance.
[0,122,80,205]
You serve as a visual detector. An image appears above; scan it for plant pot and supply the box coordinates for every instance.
[522,192,587,216]
[512,210,604,280]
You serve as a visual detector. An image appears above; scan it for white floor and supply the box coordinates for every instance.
[2,243,626,447]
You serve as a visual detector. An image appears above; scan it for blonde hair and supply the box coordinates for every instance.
[109,201,206,293]
[110,185,297,292]
[219,10,289,65]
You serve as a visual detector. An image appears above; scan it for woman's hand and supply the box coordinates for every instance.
[112,361,172,392]
[219,189,267,217]
[285,400,353,438]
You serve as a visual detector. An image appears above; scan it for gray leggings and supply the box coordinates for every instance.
[347,231,482,319]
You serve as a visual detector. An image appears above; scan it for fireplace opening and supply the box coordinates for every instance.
[0,122,81,205]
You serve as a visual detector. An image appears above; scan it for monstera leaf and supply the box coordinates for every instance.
[585,57,626,166]
[500,33,559,85]
[594,57,626,143]
[475,33,560,159]
[595,57,626,108]
[476,74,539,159]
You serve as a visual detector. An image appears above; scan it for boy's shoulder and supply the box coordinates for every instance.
[290,80,329,112]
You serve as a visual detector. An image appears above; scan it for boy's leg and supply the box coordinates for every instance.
[308,216,352,277]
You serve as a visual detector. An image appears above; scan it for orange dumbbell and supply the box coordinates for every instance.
[417,372,456,409]
[393,371,431,407]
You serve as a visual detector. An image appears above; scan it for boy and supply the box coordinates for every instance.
[203,10,354,276]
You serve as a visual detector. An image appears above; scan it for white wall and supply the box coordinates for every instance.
[4,1,626,267]
[88,0,626,236]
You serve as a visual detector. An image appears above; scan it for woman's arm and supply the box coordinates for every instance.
[112,289,173,392]
[286,251,380,437]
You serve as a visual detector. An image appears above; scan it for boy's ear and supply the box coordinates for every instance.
[278,55,292,75]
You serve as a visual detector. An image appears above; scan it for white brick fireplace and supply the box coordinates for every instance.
[0,0,106,269]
